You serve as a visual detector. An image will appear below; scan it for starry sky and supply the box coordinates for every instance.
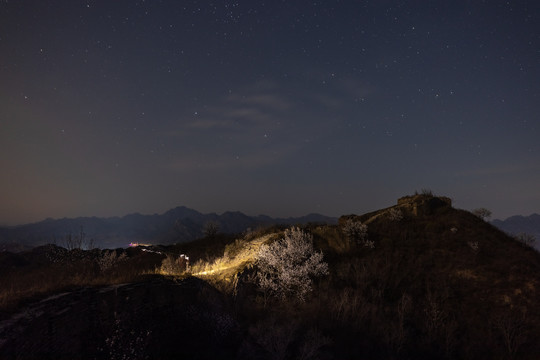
[1,0,539,226]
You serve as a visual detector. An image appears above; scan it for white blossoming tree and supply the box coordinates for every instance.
[256,227,329,304]
[472,208,492,221]
[342,219,373,248]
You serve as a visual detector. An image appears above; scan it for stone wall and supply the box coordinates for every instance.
[397,195,452,216]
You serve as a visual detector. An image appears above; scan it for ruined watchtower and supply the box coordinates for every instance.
[397,194,452,216]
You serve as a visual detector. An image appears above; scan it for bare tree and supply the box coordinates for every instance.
[298,327,332,360]
[472,208,492,221]
[494,310,528,360]
[383,292,412,355]
[256,227,328,303]
[203,221,220,237]
[514,233,536,248]
[60,226,95,250]
[244,316,297,360]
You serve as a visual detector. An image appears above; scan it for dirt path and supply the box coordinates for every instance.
[192,234,274,277]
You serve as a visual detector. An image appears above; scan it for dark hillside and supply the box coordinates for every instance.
[1,195,539,359]
[313,195,540,359]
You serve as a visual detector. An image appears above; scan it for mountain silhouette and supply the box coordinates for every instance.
[0,207,337,250]
[492,213,540,249]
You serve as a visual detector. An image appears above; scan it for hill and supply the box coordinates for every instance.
[1,194,539,359]
[0,207,337,250]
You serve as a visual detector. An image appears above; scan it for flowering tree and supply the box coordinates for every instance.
[341,219,373,248]
[388,208,403,222]
[472,208,492,221]
[98,250,127,272]
[256,227,328,303]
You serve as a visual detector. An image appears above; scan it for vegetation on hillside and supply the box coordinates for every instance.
[1,194,539,359]
[0,245,162,315]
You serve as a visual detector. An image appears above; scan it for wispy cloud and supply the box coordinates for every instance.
[162,82,304,172]
[186,118,237,130]
[166,142,298,172]
[163,78,374,173]
[228,93,293,111]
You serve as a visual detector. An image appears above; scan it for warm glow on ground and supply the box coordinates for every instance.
[191,234,274,278]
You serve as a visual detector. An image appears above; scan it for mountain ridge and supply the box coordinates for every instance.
[0,207,337,250]
[492,213,540,249]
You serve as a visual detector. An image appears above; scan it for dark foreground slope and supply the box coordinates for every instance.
[1,195,539,359]
[0,276,240,360]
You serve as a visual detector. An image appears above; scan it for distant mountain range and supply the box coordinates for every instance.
[3,207,537,253]
[492,213,540,249]
[0,207,337,251]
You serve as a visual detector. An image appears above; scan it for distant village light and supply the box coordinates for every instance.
[129,242,152,247]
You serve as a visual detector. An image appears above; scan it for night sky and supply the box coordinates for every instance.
[1,1,539,226]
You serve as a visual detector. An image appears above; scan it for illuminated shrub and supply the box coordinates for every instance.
[255,227,328,303]
[159,254,189,275]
